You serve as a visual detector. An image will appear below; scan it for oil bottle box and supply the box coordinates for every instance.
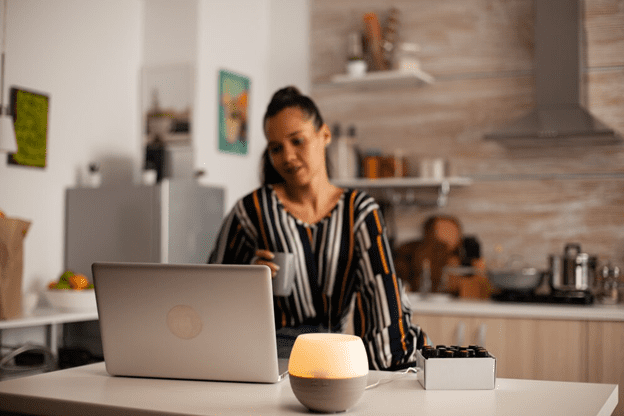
[417,345,496,390]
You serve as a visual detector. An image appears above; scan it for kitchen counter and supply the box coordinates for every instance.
[407,293,624,322]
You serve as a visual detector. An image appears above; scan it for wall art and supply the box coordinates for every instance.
[7,87,49,168]
[218,69,249,155]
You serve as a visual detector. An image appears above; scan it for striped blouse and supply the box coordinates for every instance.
[208,185,423,370]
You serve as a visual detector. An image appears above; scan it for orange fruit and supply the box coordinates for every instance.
[69,274,89,290]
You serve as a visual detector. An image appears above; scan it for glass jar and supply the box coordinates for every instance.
[395,42,421,72]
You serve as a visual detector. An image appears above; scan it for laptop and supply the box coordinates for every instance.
[91,262,288,383]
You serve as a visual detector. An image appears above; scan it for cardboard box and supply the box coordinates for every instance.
[417,349,496,390]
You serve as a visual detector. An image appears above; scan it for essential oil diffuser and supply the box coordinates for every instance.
[288,333,369,413]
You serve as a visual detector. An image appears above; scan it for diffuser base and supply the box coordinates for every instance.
[289,374,367,413]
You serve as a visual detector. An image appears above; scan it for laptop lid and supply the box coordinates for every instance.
[92,262,287,383]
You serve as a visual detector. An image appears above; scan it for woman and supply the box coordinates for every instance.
[209,86,424,370]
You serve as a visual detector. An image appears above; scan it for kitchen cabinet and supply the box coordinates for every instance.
[408,299,624,416]
[413,314,587,382]
[588,321,624,416]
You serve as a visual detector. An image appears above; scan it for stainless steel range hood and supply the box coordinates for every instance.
[485,0,620,145]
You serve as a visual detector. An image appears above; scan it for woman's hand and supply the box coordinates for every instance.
[254,249,279,278]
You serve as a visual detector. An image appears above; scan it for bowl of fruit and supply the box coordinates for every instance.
[45,271,97,312]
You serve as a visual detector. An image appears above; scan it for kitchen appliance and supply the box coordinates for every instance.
[65,179,224,279]
[487,268,543,292]
[491,244,597,305]
[551,243,597,295]
[484,0,620,145]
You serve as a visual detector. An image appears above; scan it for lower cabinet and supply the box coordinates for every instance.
[414,314,587,382]
[587,321,624,416]
[413,313,622,416]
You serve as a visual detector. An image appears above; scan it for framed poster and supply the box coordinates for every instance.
[218,70,249,155]
[7,87,49,168]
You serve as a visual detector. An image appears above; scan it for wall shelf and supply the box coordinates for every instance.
[329,69,434,87]
[332,176,472,207]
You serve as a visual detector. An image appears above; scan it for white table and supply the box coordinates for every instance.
[0,308,98,355]
[0,362,618,416]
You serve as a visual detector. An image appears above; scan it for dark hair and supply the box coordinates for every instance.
[263,86,324,131]
[261,86,326,185]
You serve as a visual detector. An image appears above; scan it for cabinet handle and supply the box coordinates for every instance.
[455,321,466,346]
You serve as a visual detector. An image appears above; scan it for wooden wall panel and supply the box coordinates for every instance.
[310,0,624,269]
[584,0,624,68]
[393,178,624,268]
[310,0,534,83]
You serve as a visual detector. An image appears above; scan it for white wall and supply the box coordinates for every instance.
[0,0,309,306]
[142,0,197,67]
[195,0,310,209]
[267,0,310,96]
[0,0,144,298]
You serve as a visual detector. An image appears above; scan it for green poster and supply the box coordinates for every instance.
[8,88,49,168]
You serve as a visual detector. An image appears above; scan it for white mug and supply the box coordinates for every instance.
[272,252,295,297]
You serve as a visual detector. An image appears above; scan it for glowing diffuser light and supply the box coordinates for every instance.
[288,333,369,413]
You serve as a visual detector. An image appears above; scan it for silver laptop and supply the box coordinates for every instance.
[92,262,288,383]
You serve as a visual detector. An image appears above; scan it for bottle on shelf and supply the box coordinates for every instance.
[345,125,360,178]
[327,123,359,180]
[420,258,432,296]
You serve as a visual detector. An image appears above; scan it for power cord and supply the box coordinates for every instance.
[365,366,419,390]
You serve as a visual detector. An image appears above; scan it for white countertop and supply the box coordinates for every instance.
[407,293,624,322]
[0,362,618,416]
[0,308,98,330]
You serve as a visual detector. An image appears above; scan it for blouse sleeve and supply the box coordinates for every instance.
[351,204,424,370]
[208,205,257,265]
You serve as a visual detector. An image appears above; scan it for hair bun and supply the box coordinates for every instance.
[272,86,302,102]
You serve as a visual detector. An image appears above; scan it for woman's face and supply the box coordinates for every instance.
[264,107,330,187]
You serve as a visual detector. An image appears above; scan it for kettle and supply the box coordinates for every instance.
[550,243,597,292]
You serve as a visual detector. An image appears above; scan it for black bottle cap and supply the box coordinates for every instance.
[423,348,440,359]
[443,349,455,358]
[458,349,470,358]
[476,349,490,357]
[436,345,447,349]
